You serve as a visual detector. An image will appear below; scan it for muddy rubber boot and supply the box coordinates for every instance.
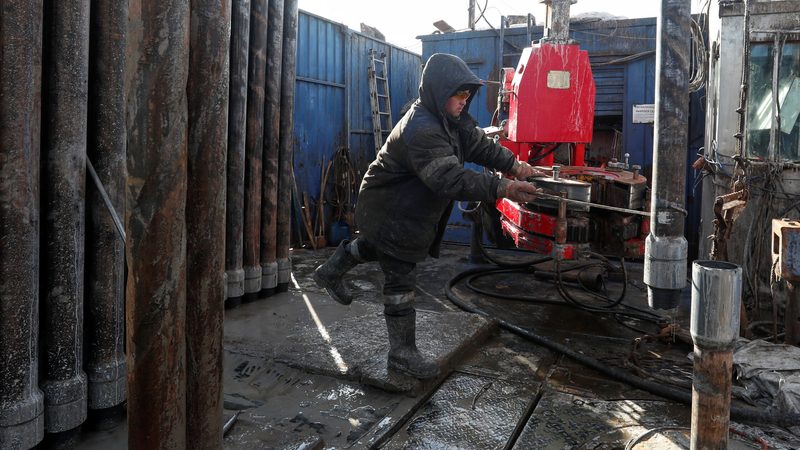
[385,309,440,379]
[313,240,359,305]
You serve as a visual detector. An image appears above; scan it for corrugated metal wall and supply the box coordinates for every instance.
[293,10,421,236]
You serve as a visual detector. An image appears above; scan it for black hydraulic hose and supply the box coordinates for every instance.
[446,267,800,427]
[471,248,664,323]
[556,256,626,309]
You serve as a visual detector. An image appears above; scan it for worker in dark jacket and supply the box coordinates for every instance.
[314,53,541,379]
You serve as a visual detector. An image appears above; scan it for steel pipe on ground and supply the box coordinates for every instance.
[225,0,252,307]
[276,0,299,292]
[125,1,190,448]
[40,0,90,436]
[243,0,269,299]
[0,2,45,448]
[85,0,128,417]
[186,0,231,446]
[644,0,690,309]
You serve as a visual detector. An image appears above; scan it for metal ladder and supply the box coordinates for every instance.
[368,49,392,154]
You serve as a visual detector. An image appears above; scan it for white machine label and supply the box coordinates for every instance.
[547,70,571,89]
[633,104,655,123]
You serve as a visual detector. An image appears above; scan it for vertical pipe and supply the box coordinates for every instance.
[125,0,189,447]
[243,0,268,299]
[541,0,572,44]
[40,0,90,436]
[0,2,45,448]
[468,0,476,31]
[186,0,230,447]
[276,0,299,292]
[85,0,127,418]
[644,0,690,309]
[225,0,251,306]
[261,0,284,297]
[690,261,741,450]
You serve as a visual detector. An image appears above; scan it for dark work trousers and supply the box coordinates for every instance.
[346,237,416,314]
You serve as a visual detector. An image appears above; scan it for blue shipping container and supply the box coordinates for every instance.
[293,10,422,243]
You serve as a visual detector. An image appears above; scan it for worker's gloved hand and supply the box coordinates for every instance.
[509,160,546,180]
[497,179,541,203]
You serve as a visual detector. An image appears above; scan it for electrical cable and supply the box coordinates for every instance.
[475,0,525,52]
[591,50,655,67]
[445,266,800,427]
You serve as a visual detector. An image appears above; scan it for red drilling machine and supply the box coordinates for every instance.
[492,0,649,260]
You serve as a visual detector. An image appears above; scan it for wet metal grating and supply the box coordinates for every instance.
[513,390,688,449]
[382,372,538,449]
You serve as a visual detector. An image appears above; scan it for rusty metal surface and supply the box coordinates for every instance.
[125,1,190,448]
[772,219,800,283]
[85,0,127,411]
[691,348,734,449]
[772,219,800,344]
[383,373,538,449]
[0,1,45,447]
[260,0,284,294]
[186,0,231,447]
[243,0,268,295]
[276,0,298,284]
[40,0,90,433]
[225,0,251,300]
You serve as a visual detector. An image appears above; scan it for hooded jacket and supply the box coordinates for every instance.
[355,53,517,262]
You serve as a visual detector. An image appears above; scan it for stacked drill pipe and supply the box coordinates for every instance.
[186,0,231,446]
[644,0,690,309]
[125,0,190,447]
[40,0,90,438]
[225,0,252,306]
[85,0,127,418]
[243,0,269,299]
[276,0,299,292]
[260,0,284,297]
[0,1,45,448]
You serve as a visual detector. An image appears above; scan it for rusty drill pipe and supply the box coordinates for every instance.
[242,0,268,299]
[225,0,251,306]
[186,0,231,447]
[260,0,284,297]
[0,1,45,448]
[276,0,299,292]
[40,0,90,434]
[125,1,190,448]
[644,0,690,309]
[85,0,128,415]
[690,261,742,450]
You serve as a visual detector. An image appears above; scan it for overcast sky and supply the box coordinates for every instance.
[297,0,707,54]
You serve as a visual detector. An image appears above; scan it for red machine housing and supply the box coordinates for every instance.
[501,42,595,166]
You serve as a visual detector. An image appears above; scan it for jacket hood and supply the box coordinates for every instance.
[418,53,483,118]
